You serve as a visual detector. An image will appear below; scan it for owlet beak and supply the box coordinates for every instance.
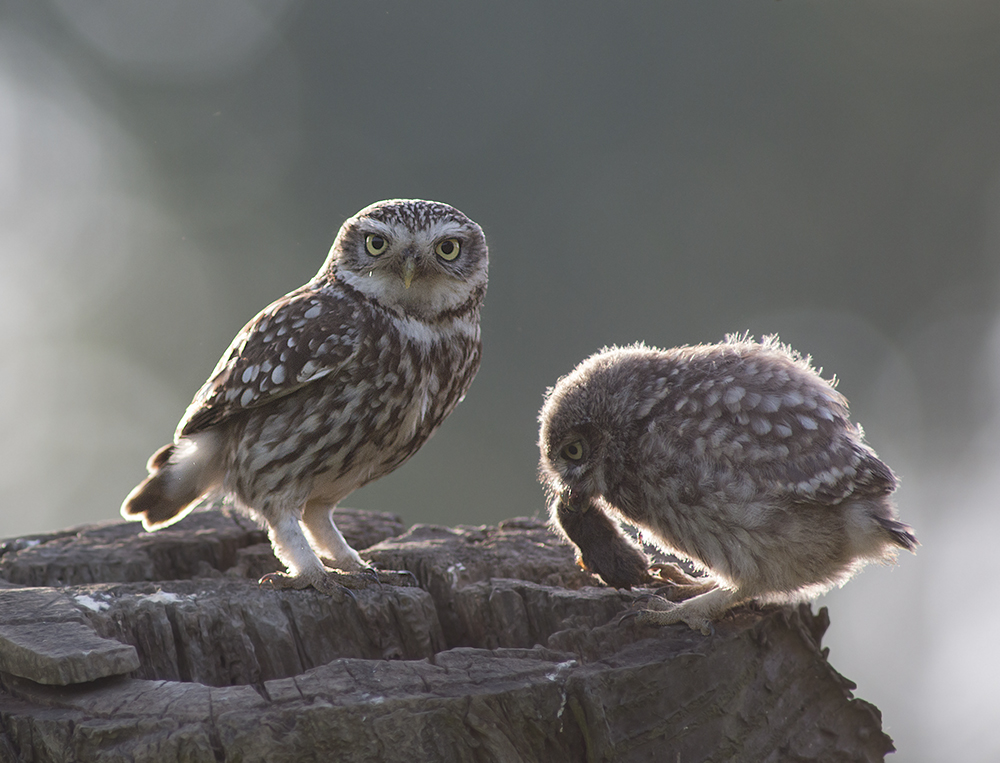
[401,257,417,289]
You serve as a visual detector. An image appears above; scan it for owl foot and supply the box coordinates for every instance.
[326,568,419,589]
[260,567,418,596]
[259,570,358,601]
[633,603,715,636]
[647,564,719,603]
[622,586,740,635]
[317,559,419,588]
[333,567,382,589]
[372,569,419,587]
[648,562,711,587]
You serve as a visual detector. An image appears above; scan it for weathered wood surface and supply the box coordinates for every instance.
[0,507,894,762]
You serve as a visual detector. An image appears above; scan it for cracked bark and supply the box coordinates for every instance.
[0,507,895,762]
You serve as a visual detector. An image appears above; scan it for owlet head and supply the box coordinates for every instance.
[322,199,488,318]
[538,378,608,517]
[538,352,656,591]
[538,344,668,513]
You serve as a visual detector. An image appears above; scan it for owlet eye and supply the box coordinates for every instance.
[365,233,388,256]
[561,440,585,461]
[435,238,461,261]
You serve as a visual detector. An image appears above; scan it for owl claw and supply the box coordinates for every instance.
[616,595,717,636]
[374,568,419,587]
[630,591,662,606]
[317,567,418,590]
[258,571,357,603]
[634,605,715,636]
[367,569,419,587]
[616,609,641,626]
[647,562,704,587]
[315,557,417,588]
[321,569,384,591]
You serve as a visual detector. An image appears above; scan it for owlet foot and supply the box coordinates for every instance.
[633,601,715,636]
[647,563,718,603]
[621,586,742,636]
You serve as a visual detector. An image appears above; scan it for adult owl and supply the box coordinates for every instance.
[538,336,917,633]
[123,199,488,594]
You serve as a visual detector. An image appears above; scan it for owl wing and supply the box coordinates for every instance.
[176,283,362,438]
[662,374,896,507]
[755,412,897,505]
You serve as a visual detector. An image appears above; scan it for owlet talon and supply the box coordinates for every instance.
[634,605,714,636]
[616,609,641,626]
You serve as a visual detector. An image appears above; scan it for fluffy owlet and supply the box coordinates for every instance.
[123,199,488,594]
[538,336,917,633]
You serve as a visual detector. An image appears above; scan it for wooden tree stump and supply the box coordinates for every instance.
[0,508,894,762]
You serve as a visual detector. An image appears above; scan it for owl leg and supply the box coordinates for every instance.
[633,587,741,635]
[301,503,416,588]
[257,513,360,596]
[301,503,366,571]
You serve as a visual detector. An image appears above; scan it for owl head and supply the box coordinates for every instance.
[539,345,667,505]
[538,346,662,588]
[322,199,488,319]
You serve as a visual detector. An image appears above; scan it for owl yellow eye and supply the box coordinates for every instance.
[435,238,461,261]
[365,233,388,256]
[561,440,585,461]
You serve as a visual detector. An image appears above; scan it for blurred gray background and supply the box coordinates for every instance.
[1,1,997,759]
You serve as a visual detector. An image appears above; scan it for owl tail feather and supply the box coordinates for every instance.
[874,516,919,553]
[121,433,223,531]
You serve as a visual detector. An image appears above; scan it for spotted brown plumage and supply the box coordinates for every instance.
[538,336,917,633]
[122,199,488,594]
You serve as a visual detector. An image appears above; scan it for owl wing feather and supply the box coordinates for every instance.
[657,351,898,507]
[756,414,896,505]
[177,282,362,438]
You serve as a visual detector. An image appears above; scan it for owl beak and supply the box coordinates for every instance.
[401,257,417,289]
[553,488,589,517]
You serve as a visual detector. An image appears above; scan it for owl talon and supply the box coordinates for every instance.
[649,581,719,603]
[631,592,655,605]
[396,569,419,586]
[648,562,701,586]
[258,571,357,602]
[617,603,713,634]
[634,605,714,636]
[640,594,678,612]
[321,569,382,591]
[371,569,419,587]
[616,609,641,626]
[617,592,719,635]
[258,571,306,591]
